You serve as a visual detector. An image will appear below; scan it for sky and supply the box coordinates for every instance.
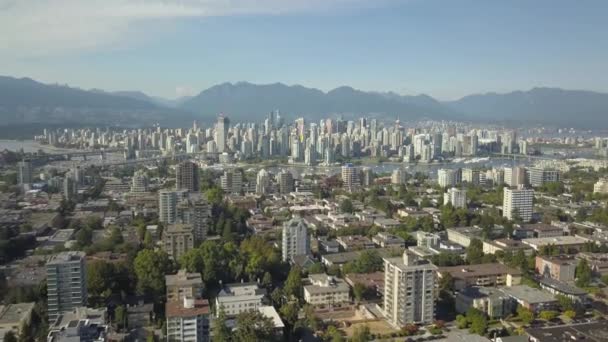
[1,0,607,100]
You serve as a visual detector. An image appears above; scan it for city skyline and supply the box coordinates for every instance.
[2,0,608,100]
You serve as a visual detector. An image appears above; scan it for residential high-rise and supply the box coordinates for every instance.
[461,168,480,186]
[18,159,33,186]
[444,188,467,209]
[216,115,230,153]
[437,169,456,188]
[166,297,211,342]
[191,198,211,242]
[282,217,310,262]
[163,224,195,260]
[361,167,374,187]
[220,169,242,195]
[527,167,560,187]
[256,169,271,194]
[391,169,407,185]
[503,186,534,222]
[341,163,360,192]
[176,161,199,192]
[504,166,526,187]
[46,251,87,323]
[277,170,294,194]
[63,173,76,201]
[131,169,149,193]
[159,190,178,224]
[383,251,437,327]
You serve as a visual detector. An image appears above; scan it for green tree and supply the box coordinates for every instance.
[456,314,468,329]
[466,239,484,265]
[206,187,224,205]
[353,283,367,303]
[307,262,325,274]
[556,295,574,311]
[575,259,593,287]
[213,309,232,342]
[279,301,299,327]
[86,260,115,306]
[115,305,127,330]
[351,325,371,342]
[75,227,93,247]
[3,331,17,342]
[233,310,275,342]
[284,266,303,301]
[340,198,354,213]
[539,310,558,321]
[466,308,488,335]
[517,306,535,325]
[84,216,103,230]
[134,249,171,297]
[326,326,344,342]
[564,310,576,319]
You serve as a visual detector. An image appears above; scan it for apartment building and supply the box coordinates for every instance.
[383,251,437,327]
[46,252,87,323]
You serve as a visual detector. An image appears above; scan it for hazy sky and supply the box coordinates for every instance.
[1,0,607,100]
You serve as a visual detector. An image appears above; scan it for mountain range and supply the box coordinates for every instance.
[1,75,607,128]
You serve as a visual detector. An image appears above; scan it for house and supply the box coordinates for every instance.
[303,274,350,306]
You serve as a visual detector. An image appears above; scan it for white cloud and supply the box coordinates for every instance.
[0,0,384,57]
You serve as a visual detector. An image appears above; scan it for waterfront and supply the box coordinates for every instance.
[0,139,78,153]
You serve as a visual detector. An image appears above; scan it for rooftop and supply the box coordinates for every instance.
[537,277,587,296]
[526,322,608,342]
[522,236,589,247]
[499,285,557,304]
[47,251,85,265]
[438,263,522,279]
[0,302,35,324]
[165,269,203,287]
[166,298,210,318]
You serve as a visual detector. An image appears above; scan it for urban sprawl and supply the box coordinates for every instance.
[3,114,608,342]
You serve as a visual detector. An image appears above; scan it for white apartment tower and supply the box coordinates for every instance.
[444,188,467,209]
[383,251,437,327]
[437,169,456,188]
[46,251,87,323]
[282,217,310,262]
[503,186,534,222]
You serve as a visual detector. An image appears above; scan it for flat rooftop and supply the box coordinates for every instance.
[439,263,522,279]
[499,285,557,304]
[526,322,608,342]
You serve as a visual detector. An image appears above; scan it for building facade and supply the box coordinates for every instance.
[383,251,437,327]
[46,252,87,323]
[282,218,310,262]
